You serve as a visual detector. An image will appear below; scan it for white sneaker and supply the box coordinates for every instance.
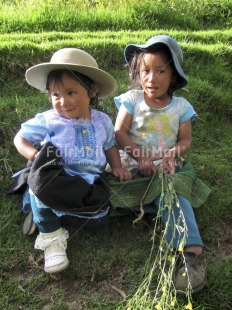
[23,211,36,235]
[35,228,69,274]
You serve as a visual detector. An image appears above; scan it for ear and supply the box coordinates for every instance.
[90,83,100,97]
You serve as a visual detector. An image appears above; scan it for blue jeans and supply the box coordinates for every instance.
[154,194,203,248]
[130,194,203,249]
[28,190,202,248]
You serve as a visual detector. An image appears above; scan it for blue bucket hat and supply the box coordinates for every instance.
[124,35,188,90]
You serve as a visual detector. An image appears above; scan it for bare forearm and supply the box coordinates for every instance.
[166,119,192,158]
[166,138,192,158]
[14,134,38,160]
[105,145,122,169]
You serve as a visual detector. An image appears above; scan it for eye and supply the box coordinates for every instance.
[141,68,150,74]
[157,69,165,75]
[51,92,59,98]
[68,90,76,95]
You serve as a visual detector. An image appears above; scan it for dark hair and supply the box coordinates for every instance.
[128,43,182,96]
[46,69,99,107]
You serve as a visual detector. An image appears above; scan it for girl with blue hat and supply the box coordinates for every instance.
[114,35,210,294]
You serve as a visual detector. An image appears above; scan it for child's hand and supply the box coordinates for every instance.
[138,157,157,176]
[112,167,132,182]
[162,153,175,174]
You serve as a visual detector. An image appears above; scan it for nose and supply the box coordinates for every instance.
[148,71,156,82]
[59,96,68,106]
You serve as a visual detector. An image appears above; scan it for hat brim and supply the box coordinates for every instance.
[124,41,187,90]
[26,63,117,98]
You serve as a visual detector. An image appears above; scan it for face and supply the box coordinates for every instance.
[140,52,173,100]
[49,73,99,119]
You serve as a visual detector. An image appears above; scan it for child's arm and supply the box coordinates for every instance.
[14,133,39,161]
[105,145,132,181]
[162,119,192,173]
[115,105,157,176]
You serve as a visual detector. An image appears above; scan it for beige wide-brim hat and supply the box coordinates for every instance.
[26,48,117,98]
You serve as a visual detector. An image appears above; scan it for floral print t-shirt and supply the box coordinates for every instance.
[114,90,197,160]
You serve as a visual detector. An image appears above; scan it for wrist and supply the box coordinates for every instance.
[111,164,122,170]
[165,148,177,158]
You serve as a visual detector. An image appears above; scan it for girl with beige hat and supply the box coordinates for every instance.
[13,48,132,274]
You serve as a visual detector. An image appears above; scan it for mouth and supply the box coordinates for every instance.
[62,108,75,112]
[148,86,158,91]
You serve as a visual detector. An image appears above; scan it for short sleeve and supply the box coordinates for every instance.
[100,114,116,151]
[114,90,137,115]
[178,98,197,123]
[18,113,49,144]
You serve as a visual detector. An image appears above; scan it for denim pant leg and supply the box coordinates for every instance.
[154,194,203,249]
[30,192,62,233]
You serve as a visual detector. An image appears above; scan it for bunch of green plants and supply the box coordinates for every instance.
[115,167,195,310]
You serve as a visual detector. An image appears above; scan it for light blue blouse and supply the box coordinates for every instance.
[18,108,116,184]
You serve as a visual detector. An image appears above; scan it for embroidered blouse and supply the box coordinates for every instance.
[18,108,115,184]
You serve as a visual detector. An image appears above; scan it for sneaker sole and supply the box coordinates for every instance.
[23,212,36,235]
[44,260,69,274]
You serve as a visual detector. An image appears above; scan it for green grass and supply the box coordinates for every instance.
[0,0,232,309]
[0,0,231,33]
